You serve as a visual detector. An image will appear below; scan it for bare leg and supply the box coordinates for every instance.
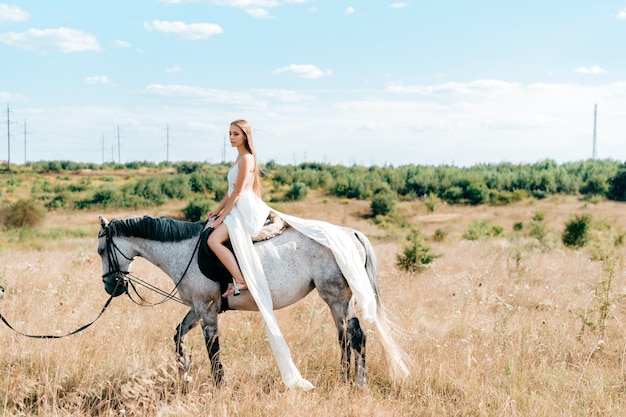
[207,223,247,297]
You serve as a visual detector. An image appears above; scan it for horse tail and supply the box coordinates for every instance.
[354,231,411,380]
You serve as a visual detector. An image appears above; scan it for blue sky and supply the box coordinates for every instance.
[0,1,625,167]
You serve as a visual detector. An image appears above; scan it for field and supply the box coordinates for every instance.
[1,192,626,416]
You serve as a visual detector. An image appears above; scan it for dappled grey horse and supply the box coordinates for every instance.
[98,215,409,388]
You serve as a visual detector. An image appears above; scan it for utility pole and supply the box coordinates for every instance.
[592,103,598,160]
[222,135,226,163]
[166,124,170,163]
[101,134,105,164]
[117,124,121,164]
[5,103,12,171]
[23,120,27,164]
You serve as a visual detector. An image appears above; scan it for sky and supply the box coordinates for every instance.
[0,1,625,167]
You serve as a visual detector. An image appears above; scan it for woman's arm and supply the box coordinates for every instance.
[207,195,228,219]
[206,154,254,228]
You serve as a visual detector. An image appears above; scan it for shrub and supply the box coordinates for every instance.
[183,198,214,222]
[396,229,441,273]
[491,225,504,237]
[433,228,447,242]
[46,192,71,209]
[463,220,490,240]
[370,188,397,216]
[442,186,464,204]
[608,166,626,201]
[562,214,592,248]
[285,182,308,201]
[465,182,488,205]
[424,192,440,213]
[0,199,45,228]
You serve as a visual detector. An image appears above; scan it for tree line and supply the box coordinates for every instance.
[2,159,626,218]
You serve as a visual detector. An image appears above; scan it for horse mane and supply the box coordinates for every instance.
[108,215,204,242]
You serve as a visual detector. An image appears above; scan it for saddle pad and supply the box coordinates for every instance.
[198,227,232,285]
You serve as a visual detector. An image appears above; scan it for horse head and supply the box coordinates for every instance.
[98,216,131,297]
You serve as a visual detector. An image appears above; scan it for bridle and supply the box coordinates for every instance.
[101,225,202,307]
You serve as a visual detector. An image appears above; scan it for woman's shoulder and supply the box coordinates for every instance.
[238,153,255,167]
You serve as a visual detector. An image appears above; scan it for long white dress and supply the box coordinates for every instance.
[222,162,376,390]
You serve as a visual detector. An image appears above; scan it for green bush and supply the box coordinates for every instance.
[183,198,214,221]
[370,188,397,216]
[424,192,440,213]
[465,182,488,205]
[562,214,592,248]
[491,225,504,237]
[463,220,490,240]
[608,165,626,201]
[0,199,45,229]
[396,229,441,273]
[285,182,308,201]
[442,186,464,204]
[46,192,71,209]
[433,228,447,242]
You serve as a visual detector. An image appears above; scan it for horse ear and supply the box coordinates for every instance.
[99,216,109,229]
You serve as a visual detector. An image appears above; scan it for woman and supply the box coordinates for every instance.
[206,119,265,298]
[206,119,376,390]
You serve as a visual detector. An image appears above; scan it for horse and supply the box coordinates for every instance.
[97,215,409,389]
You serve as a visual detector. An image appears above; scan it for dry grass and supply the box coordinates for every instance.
[1,196,626,416]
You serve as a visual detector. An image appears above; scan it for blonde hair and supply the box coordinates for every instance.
[231,119,262,197]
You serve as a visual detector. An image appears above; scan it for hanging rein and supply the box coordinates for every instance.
[101,226,201,307]
[0,227,202,339]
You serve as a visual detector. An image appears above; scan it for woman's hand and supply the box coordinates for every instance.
[206,215,223,229]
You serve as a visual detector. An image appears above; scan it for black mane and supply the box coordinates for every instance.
[108,215,205,242]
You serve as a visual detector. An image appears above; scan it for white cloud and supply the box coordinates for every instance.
[254,88,313,102]
[159,0,283,7]
[273,64,331,79]
[165,65,182,73]
[345,6,355,14]
[115,39,131,48]
[157,0,309,9]
[0,4,30,22]
[386,79,523,96]
[575,65,607,75]
[0,27,100,52]
[85,75,110,84]
[143,20,223,40]
[618,9,626,19]
[143,84,256,106]
[245,8,274,19]
[390,2,409,8]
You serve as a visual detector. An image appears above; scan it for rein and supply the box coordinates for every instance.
[0,293,116,339]
[0,227,202,339]
[104,226,203,307]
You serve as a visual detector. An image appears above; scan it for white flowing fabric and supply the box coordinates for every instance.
[222,163,376,390]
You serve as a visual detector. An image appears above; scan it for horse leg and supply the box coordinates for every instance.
[196,301,224,387]
[347,316,367,388]
[327,301,368,388]
[174,309,199,392]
